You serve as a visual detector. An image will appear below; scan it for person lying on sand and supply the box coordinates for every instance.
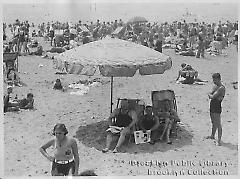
[46,47,66,53]
[157,100,180,144]
[178,47,196,56]
[176,63,207,84]
[138,106,160,145]
[102,99,138,153]
[39,123,79,176]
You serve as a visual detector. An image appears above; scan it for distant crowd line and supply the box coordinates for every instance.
[3,18,238,56]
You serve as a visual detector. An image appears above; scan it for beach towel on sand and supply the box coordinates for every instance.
[176,77,207,85]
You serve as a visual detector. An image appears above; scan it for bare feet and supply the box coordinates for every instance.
[149,140,155,145]
[113,147,119,153]
[205,136,215,140]
[102,148,109,153]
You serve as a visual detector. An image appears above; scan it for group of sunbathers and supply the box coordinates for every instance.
[176,63,207,85]
[4,86,34,113]
[102,99,180,153]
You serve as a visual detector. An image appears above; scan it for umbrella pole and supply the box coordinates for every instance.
[110,76,113,113]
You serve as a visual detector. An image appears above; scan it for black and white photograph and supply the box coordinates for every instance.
[1,0,239,177]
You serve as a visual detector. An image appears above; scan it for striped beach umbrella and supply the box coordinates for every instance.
[54,37,172,112]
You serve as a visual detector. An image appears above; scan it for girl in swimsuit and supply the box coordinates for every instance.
[39,123,79,176]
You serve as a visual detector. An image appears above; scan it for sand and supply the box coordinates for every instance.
[3,37,238,177]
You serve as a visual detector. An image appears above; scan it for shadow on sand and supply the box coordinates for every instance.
[221,142,238,151]
[74,121,193,154]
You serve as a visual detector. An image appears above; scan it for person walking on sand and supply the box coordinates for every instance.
[39,123,79,176]
[206,73,225,146]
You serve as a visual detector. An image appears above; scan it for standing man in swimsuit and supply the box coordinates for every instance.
[207,73,225,146]
[39,123,79,176]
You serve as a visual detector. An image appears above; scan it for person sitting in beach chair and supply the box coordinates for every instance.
[157,100,180,144]
[102,99,139,153]
[3,86,17,113]
[138,105,160,145]
[176,63,207,85]
[152,90,180,144]
[4,60,21,86]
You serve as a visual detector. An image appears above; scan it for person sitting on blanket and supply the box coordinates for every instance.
[176,63,206,84]
[138,105,160,145]
[4,92,34,112]
[53,79,64,91]
[18,93,34,109]
[102,99,138,153]
[158,100,180,144]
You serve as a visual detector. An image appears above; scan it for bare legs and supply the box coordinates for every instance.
[160,118,173,144]
[102,129,130,153]
[207,113,222,145]
[113,129,129,152]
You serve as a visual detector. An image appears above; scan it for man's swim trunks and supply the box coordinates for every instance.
[210,98,222,113]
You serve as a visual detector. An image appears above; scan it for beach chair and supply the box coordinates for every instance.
[115,98,145,142]
[3,52,19,72]
[151,90,179,137]
[3,52,20,86]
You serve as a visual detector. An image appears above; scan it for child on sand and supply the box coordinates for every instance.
[53,79,64,91]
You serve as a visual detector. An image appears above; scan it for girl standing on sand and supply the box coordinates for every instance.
[39,123,79,176]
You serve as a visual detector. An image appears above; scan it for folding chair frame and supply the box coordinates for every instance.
[3,52,19,72]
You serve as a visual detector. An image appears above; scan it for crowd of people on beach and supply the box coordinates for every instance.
[3,18,238,56]
[2,17,235,176]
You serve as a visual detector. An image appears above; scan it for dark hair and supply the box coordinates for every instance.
[181,63,187,68]
[52,123,68,135]
[212,73,221,80]
[27,93,33,98]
